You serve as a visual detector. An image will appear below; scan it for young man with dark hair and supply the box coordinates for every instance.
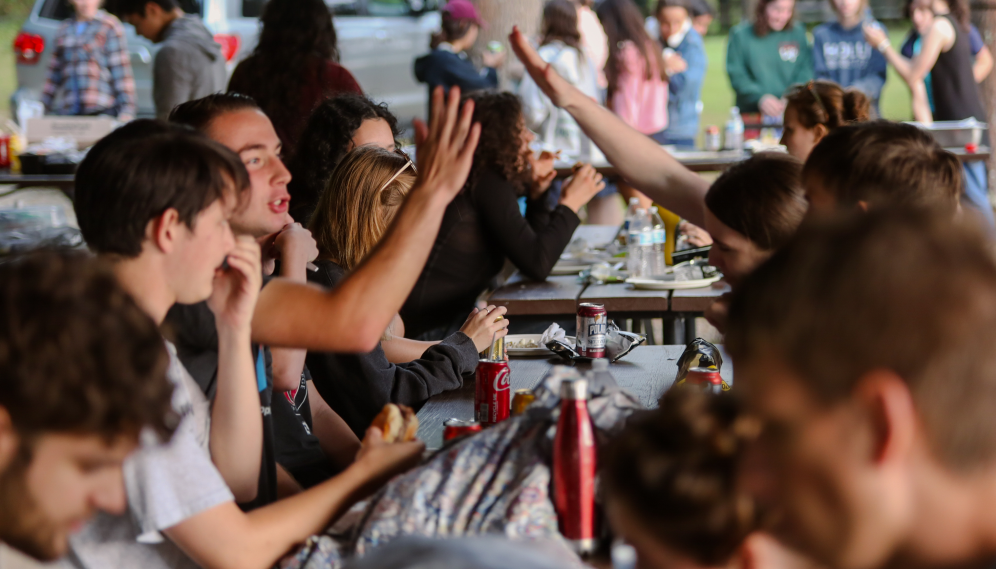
[0,252,175,563]
[104,0,226,118]
[67,86,479,569]
[726,208,996,569]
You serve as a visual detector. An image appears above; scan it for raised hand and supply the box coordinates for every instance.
[459,305,511,353]
[559,163,606,213]
[411,86,482,203]
[208,235,263,332]
[509,26,580,109]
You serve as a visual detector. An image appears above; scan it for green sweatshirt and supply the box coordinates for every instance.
[725,21,813,113]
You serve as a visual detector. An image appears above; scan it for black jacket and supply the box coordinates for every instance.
[305,260,480,438]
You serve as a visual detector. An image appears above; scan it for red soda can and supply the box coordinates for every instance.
[576,303,607,358]
[553,378,597,555]
[686,367,722,393]
[475,359,511,426]
[0,135,10,169]
[443,418,483,441]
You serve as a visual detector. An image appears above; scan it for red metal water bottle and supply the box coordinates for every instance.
[475,360,511,426]
[554,378,597,555]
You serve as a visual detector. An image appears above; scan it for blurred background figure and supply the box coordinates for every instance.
[652,0,708,149]
[574,0,609,92]
[414,0,502,114]
[780,80,870,161]
[598,0,669,210]
[812,0,887,115]
[687,0,715,36]
[106,0,226,120]
[726,0,812,137]
[228,0,362,160]
[40,0,135,120]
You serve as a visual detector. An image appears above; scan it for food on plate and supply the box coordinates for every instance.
[370,403,419,442]
[507,338,541,349]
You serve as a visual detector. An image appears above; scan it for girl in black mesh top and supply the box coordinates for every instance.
[401,91,606,340]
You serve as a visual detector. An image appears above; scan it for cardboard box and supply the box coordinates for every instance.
[25,116,117,147]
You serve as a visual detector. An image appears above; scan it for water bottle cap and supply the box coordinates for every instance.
[629,197,640,205]
[592,358,609,370]
[560,378,589,400]
[649,206,658,213]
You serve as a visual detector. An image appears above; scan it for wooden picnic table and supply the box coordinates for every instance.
[488,225,728,342]
[0,172,75,190]
[414,344,734,449]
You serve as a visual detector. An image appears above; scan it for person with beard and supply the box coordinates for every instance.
[0,252,174,562]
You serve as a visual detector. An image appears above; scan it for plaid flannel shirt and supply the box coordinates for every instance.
[41,11,136,118]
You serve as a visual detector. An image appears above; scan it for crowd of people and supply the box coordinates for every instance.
[5,0,996,568]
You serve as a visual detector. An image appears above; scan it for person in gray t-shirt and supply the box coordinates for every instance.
[0,252,174,564]
[68,118,427,569]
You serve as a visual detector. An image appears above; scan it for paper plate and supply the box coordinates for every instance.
[505,334,577,356]
[549,263,591,276]
[625,275,722,290]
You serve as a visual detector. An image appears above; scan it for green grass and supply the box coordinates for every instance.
[0,17,24,120]
[699,25,913,134]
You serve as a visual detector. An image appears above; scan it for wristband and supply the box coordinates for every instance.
[876,39,891,52]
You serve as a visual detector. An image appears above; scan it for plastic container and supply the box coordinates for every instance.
[648,207,667,276]
[627,208,651,278]
[724,106,744,152]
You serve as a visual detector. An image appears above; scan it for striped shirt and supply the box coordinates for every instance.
[41,11,136,118]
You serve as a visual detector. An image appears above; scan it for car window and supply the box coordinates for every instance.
[40,0,200,20]
[243,0,360,17]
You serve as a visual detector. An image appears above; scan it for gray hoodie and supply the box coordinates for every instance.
[154,15,227,119]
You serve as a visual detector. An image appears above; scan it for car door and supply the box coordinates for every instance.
[337,0,439,130]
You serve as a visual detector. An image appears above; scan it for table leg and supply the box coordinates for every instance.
[660,314,685,344]
[684,314,698,343]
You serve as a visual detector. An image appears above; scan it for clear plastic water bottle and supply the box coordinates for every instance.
[724,106,744,152]
[648,206,666,276]
[627,208,649,277]
[617,197,641,247]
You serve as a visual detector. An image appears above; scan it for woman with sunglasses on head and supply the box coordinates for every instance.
[401,91,606,341]
[305,146,510,438]
[780,79,870,161]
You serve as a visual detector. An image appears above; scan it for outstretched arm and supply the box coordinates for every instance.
[251,88,481,351]
[508,27,709,226]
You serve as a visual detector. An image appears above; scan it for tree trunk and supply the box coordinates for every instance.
[719,0,732,29]
[470,0,543,88]
[971,0,996,199]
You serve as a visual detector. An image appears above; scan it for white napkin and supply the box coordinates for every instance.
[541,322,567,345]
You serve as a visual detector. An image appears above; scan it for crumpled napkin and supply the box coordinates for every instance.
[540,323,567,345]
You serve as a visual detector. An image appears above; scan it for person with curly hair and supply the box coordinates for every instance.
[288,93,401,224]
[604,389,820,569]
[228,0,362,159]
[400,91,606,340]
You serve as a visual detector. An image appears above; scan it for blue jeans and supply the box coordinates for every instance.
[961,161,995,236]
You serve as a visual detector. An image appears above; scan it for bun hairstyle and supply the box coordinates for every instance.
[603,389,762,566]
[785,80,871,131]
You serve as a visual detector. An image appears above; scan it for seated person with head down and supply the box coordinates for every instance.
[0,252,174,563]
[604,388,820,569]
[726,208,996,569]
[402,91,606,340]
[288,93,401,225]
[67,119,428,569]
[306,145,510,438]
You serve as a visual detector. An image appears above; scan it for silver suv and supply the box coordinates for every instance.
[11,0,440,128]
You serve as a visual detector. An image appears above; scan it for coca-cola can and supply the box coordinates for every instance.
[0,135,11,170]
[554,378,597,554]
[475,359,511,426]
[686,367,722,394]
[576,303,607,358]
[443,418,483,441]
